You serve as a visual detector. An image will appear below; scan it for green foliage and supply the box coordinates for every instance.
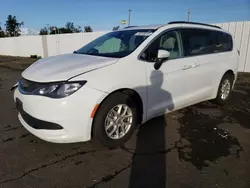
[112,26,120,31]
[0,26,6,38]
[49,26,59,35]
[40,22,82,35]
[84,26,93,32]
[5,15,24,37]
[64,22,81,33]
[39,27,49,35]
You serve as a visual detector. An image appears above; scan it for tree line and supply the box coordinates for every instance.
[39,23,93,35]
[0,14,122,38]
[0,15,23,37]
[0,15,93,38]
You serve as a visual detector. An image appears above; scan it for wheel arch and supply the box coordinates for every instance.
[224,69,235,80]
[91,88,144,136]
[212,69,236,99]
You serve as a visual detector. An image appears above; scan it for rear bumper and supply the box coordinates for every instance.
[14,86,107,143]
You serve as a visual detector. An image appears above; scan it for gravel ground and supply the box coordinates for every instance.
[0,56,250,188]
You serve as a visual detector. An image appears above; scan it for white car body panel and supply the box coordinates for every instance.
[144,56,214,119]
[14,85,107,143]
[14,23,239,143]
[22,54,118,82]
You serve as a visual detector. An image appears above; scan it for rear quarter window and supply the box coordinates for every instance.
[213,32,233,52]
[180,28,233,57]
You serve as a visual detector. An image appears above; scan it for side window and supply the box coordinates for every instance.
[214,32,233,52]
[141,31,182,62]
[181,29,215,56]
[180,29,233,57]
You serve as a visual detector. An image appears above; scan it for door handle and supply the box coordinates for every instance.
[192,63,200,68]
[182,63,200,70]
[182,65,192,70]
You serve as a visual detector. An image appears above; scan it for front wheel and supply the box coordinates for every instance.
[214,73,234,105]
[92,92,138,148]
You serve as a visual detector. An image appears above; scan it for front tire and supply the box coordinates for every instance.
[214,73,234,105]
[92,92,138,148]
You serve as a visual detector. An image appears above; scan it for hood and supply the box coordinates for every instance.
[22,54,118,82]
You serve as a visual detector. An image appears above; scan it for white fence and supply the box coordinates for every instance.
[215,21,250,72]
[45,32,107,57]
[0,35,44,58]
[0,21,250,72]
[0,31,107,58]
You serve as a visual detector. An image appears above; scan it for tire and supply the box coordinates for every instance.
[214,73,234,105]
[92,92,138,148]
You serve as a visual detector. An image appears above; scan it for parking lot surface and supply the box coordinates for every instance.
[0,56,250,188]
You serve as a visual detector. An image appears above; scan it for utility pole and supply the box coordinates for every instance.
[46,24,50,35]
[128,9,132,26]
[187,8,191,22]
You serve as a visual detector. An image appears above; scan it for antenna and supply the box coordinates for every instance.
[187,8,191,22]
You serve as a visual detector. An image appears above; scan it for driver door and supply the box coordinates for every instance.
[142,30,202,119]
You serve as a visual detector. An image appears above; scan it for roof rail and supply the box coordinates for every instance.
[168,21,221,29]
[124,26,137,29]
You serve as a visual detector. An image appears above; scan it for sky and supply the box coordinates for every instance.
[0,0,250,33]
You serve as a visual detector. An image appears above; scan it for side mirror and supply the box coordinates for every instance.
[158,49,170,59]
[89,48,99,54]
[154,49,170,70]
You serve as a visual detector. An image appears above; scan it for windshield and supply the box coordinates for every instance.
[75,29,155,58]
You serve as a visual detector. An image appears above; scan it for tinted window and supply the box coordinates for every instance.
[213,32,233,52]
[180,29,232,57]
[142,31,181,62]
[181,29,214,56]
[76,29,155,58]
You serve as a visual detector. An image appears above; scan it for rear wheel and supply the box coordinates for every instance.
[214,73,234,105]
[92,92,138,148]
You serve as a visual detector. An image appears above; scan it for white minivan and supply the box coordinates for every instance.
[14,22,239,147]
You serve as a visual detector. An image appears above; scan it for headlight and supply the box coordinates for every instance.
[34,81,87,98]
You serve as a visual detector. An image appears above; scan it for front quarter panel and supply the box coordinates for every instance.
[69,57,148,122]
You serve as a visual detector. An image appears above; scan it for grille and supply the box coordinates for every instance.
[21,108,63,130]
[16,98,63,130]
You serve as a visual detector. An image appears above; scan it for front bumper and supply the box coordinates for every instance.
[14,85,107,143]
